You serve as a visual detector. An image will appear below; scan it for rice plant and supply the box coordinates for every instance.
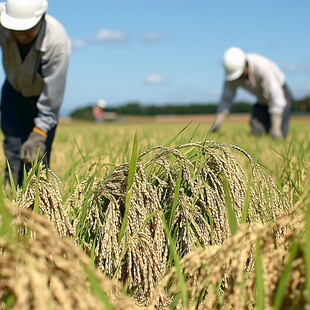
[138,141,291,257]
[0,119,308,309]
[150,195,308,309]
[0,203,140,310]
[66,163,167,306]
[14,163,74,238]
[63,139,292,306]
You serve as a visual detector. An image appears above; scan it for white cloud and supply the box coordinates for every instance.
[94,29,128,43]
[71,29,129,51]
[143,32,165,43]
[145,74,168,84]
[71,39,88,50]
[285,64,310,74]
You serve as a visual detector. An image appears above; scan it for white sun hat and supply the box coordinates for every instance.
[0,0,48,31]
[223,47,247,81]
[96,99,107,108]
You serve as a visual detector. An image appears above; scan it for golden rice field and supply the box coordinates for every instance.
[0,114,309,309]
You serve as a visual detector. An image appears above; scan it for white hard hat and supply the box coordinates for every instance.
[0,0,48,31]
[96,99,106,108]
[223,47,247,81]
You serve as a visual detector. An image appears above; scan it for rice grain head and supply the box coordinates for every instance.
[0,203,142,310]
[15,164,75,238]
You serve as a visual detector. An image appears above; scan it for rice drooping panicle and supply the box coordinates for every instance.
[66,140,293,307]
[66,176,123,275]
[67,163,167,306]
[15,164,74,238]
[138,141,291,258]
[0,204,142,310]
[150,197,306,310]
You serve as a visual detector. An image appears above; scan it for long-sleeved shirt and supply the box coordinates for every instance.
[218,53,287,116]
[0,6,71,133]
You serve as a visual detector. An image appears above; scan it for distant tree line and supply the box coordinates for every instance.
[70,96,310,121]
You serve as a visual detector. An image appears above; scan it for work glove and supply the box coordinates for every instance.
[250,118,266,136]
[21,128,47,163]
[210,113,226,132]
[270,113,283,140]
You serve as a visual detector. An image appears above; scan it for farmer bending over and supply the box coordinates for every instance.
[0,0,71,186]
[211,47,293,140]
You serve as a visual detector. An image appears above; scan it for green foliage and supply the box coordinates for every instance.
[118,133,138,244]
[0,117,309,309]
[255,238,265,310]
[69,96,310,120]
[70,105,93,120]
[292,96,310,113]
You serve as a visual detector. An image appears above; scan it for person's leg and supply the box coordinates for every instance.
[0,81,37,187]
[3,126,57,186]
[2,136,23,186]
[250,103,270,136]
[281,84,293,138]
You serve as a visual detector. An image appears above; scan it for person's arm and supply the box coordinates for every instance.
[270,113,283,139]
[20,28,71,163]
[20,48,70,163]
[210,82,236,132]
[34,46,70,133]
[262,73,286,139]
[21,48,70,163]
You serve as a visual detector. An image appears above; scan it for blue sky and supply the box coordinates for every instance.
[1,0,310,115]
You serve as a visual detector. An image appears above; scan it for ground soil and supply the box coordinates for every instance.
[60,114,310,125]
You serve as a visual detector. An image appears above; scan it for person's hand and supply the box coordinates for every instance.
[270,113,283,140]
[250,118,266,136]
[210,113,226,132]
[20,128,47,163]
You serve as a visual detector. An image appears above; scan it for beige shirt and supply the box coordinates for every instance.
[0,5,71,132]
[218,53,287,116]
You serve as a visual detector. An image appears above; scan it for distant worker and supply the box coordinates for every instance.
[0,0,71,186]
[211,47,293,139]
[92,99,106,123]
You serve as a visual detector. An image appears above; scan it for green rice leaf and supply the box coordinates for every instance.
[165,122,192,147]
[83,263,114,309]
[305,190,310,305]
[119,133,138,243]
[240,174,252,224]
[255,237,265,310]
[0,176,17,247]
[6,158,17,198]
[223,177,238,235]
[169,167,182,229]
[126,132,138,190]
[273,241,298,309]
[162,212,188,309]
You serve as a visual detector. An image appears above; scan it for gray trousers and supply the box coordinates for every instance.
[250,84,293,138]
